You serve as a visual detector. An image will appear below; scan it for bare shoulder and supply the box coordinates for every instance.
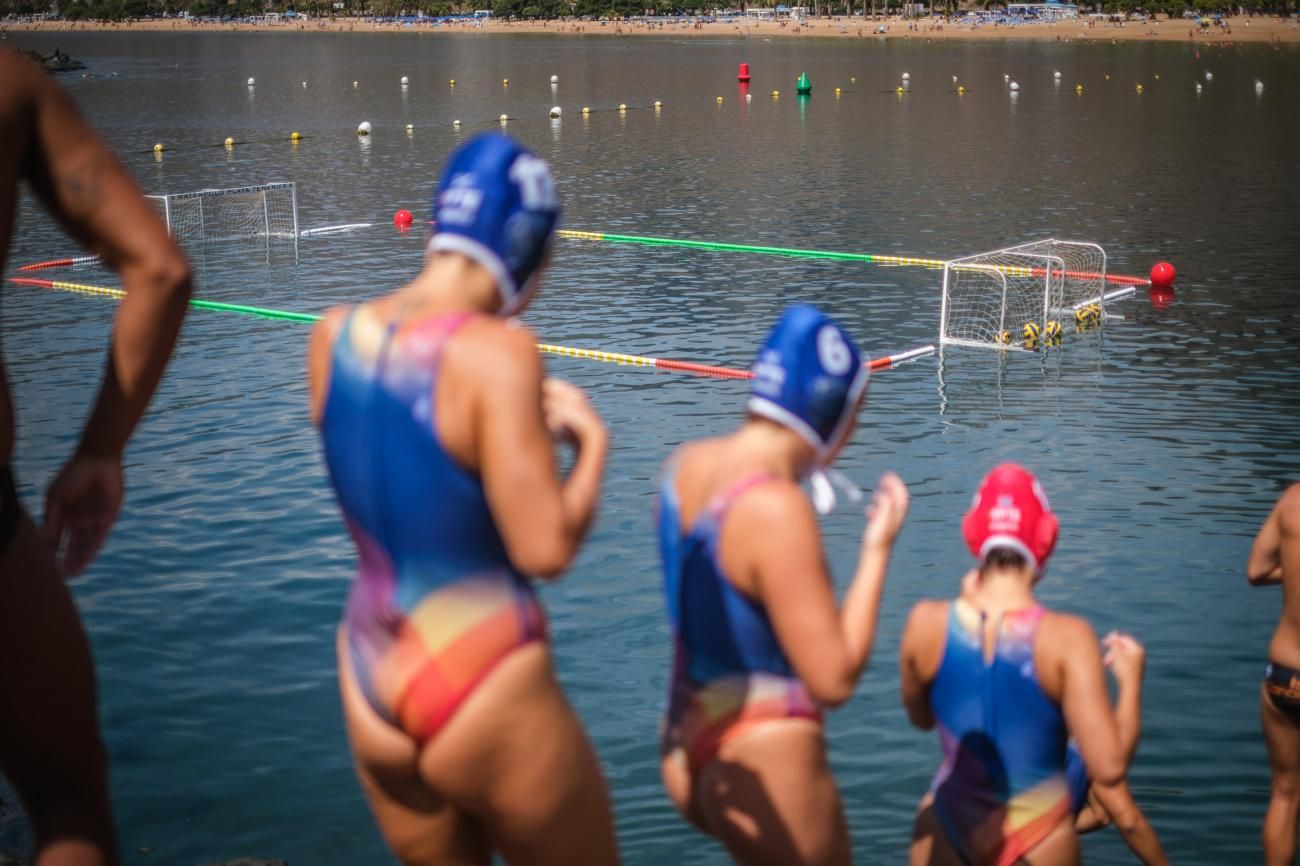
[735,472,815,528]
[449,315,538,375]
[1039,610,1101,659]
[904,598,951,642]
[1278,483,1300,522]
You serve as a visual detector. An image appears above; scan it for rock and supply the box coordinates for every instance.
[22,49,86,73]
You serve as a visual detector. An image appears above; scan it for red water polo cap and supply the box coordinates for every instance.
[962,463,1059,573]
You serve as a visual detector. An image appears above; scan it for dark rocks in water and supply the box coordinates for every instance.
[22,49,85,72]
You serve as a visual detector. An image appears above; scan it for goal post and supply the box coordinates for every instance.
[939,239,1109,350]
[147,182,299,258]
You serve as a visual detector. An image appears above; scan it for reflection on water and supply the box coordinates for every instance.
[2,29,1299,866]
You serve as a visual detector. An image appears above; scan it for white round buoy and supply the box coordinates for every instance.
[549,106,561,118]
[952,75,958,83]
[302,81,307,88]
[1255,79,1264,92]
[353,81,359,88]
[500,114,508,123]
[1004,73,1010,81]
[654,100,662,108]
[1205,71,1213,81]
[745,93,752,101]
[247,77,255,86]
[1196,83,1203,93]
[453,119,461,127]
[401,76,409,85]
[357,121,372,135]
[551,74,558,83]
[1010,81,1020,91]
[1053,70,1061,79]
[902,72,910,80]
[405,123,414,131]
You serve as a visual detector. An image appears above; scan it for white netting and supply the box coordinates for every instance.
[147,182,298,253]
[939,240,1107,350]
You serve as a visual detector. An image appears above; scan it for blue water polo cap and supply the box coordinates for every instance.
[748,304,869,459]
[428,133,560,316]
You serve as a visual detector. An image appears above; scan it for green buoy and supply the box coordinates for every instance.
[796,71,812,95]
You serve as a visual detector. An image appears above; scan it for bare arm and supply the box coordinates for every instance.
[1056,617,1126,787]
[1104,632,1146,768]
[475,326,607,579]
[18,54,191,460]
[746,473,908,708]
[1089,781,1170,866]
[1248,484,1300,585]
[10,54,191,575]
[899,600,946,730]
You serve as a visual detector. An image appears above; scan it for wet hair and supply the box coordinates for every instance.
[980,547,1030,575]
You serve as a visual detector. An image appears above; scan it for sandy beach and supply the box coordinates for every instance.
[6,13,1299,44]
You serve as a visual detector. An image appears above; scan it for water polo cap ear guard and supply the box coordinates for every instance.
[427,132,561,317]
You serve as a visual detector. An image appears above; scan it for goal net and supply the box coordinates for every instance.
[939,240,1107,350]
[147,182,299,256]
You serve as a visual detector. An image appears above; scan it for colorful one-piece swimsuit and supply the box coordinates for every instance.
[319,307,546,743]
[657,468,822,773]
[928,600,1073,866]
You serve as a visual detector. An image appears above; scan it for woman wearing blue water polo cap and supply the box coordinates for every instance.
[656,303,910,865]
[308,133,619,865]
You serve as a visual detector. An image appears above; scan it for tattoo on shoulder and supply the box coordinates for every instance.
[58,150,108,213]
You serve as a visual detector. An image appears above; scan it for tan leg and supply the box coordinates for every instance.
[660,746,710,835]
[337,632,491,866]
[910,794,1077,866]
[415,644,621,866]
[1261,684,1300,866]
[340,633,620,866]
[690,721,848,866]
[0,515,116,866]
[911,795,962,866]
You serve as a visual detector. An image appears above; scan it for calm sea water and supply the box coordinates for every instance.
[3,29,1300,865]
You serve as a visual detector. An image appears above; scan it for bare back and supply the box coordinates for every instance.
[1250,484,1300,668]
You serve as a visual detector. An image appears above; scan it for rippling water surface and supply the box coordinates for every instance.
[4,29,1300,865]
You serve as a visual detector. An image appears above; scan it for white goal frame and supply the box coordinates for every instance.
[147,182,299,259]
[938,240,1108,351]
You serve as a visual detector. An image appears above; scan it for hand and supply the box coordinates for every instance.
[42,453,123,578]
[542,378,605,448]
[862,471,909,552]
[1102,631,1146,687]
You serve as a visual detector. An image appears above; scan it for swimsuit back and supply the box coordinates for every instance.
[929,599,1071,866]
[659,469,795,683]
[657,467,819,770]
[320,307,543,741]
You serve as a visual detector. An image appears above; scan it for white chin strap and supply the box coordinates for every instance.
[809,467,864,516]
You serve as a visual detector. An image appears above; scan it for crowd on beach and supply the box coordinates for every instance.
[4,10,1299,43]
[2,44,1300,866]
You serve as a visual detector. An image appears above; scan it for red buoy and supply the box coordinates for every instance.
[1149,261,1176,290]
[738,63,751,83]
[393,209,414,227]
